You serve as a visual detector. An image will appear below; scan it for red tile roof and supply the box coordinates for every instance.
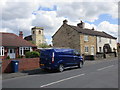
[0,32,37,47]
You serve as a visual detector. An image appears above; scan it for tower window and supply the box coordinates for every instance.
[33,31,35,34]
[39,30,41,34]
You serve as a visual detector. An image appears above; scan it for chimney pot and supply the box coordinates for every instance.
[19,31,23,39]
[63,19,68,24]
[92,27,95,30]
[77,20,85,28]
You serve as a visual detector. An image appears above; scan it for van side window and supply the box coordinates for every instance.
[66,51,74,55]
[73,50,80,55]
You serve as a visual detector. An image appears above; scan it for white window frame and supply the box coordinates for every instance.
[84,35,88,41]
[109,39,111,44]
[19,47,32,56]
[85,46,89,53]
[99,47,102,52]
[0,46,4,56]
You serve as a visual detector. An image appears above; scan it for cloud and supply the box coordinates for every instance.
[32,11,65,37]
[1,0,118,44]
[97,21,118,37]
[84,21,118,38]
[56,2,118,22]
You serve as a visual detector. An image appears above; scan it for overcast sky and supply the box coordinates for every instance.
[0,0,119,44]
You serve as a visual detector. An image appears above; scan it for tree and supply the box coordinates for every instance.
[30,41,35,44]
[39,43,51,48]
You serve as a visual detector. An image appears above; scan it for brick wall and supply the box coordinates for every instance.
[2,58,40,73]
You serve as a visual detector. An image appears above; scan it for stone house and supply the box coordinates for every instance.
[52,20,96,56]
[24,26,46,48]
[52,20,117,56]
[0,32,37,59]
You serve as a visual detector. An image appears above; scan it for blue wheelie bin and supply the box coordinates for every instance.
[11,60,19,73]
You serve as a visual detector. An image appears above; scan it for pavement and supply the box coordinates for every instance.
[2,57,118,88]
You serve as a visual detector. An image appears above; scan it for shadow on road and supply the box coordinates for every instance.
[21,67,79,75]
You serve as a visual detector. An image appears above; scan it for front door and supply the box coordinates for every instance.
[8,49,15,58]
[91,46,94,55]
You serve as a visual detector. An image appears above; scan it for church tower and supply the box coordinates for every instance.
[31,26,45,47]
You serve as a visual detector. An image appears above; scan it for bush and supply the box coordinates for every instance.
[6,56,10,59]
[25,51,40,58]
[17,55,22,58]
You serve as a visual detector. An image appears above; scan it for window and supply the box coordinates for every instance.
[84,35,88,41]
[39,40,41,43]
[0,46,4,56]
[109,39,111,44]
[19,47,32,56]
[9,49,13,53]
[99,47,102,52]
[73,50,80,55]
[33,31,35,34]
[85,46,89,52]
[39,30,41,34]
[99,37,101,42]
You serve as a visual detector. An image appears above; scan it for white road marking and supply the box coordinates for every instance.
[40,73,85,88]
[97,65,114,71]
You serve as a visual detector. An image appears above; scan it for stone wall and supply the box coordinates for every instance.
[80,34,96,55]
[52,24,80,51]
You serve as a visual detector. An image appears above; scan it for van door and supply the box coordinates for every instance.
[72,50,80,65]
[65,50,76,66]
[40,50,51,66]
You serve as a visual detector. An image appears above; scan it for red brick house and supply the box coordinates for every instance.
[0,32,37,60]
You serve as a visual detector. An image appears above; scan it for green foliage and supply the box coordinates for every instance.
[39,43,51,48]
[25,51,40,58]
[29,41,35,44]
[17,55,22,58]
[6,56,10,59]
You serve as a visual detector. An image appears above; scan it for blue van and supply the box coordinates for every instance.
[40,48,84,72]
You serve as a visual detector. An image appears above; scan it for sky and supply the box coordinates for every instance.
[0,0,119,44]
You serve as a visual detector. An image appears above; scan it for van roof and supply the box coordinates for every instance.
[40,48,74,52]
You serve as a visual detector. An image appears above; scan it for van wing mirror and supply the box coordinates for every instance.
[76,53,80,56]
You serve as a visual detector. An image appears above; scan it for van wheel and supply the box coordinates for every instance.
[58,64,64,72]
[78,61,83,68]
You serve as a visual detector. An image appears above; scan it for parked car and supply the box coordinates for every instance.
[39,48,84,72]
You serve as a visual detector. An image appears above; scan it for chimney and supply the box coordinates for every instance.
[19,31,23,39]
[77,21,85,28]
[91,27,95,30]
[63,19,68,24]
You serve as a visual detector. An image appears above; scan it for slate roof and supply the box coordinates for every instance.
[0,32,36,47]
[24,35,32,41]
[68,25,117,39]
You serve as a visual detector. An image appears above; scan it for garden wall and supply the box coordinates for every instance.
[2,58,40,73]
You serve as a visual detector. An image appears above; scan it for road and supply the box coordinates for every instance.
[3,58,118,88]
